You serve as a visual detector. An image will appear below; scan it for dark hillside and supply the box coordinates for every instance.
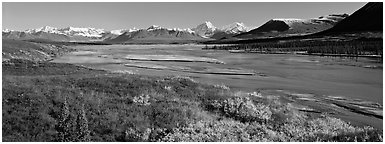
[317,2,382,35]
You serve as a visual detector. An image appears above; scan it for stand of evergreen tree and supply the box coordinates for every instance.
[55,97,90,142]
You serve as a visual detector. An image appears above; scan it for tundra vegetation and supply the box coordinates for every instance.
[2,58,383,142]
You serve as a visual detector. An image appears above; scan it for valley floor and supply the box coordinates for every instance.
[1,40,383,142]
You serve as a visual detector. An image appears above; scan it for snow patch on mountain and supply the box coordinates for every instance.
[110,28,139,35]
[110,29,125,35]
[2,29,13,33]
[169,28,195,34]
[271,19,308,27]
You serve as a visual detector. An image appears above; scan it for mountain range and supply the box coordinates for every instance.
[2,21,251,43]
[2,2,382,43]
[2,16,343,43]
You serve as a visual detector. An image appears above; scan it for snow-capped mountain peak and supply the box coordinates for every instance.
[220,22,248,34]
[147,25,163,31]
[2,29,13,33]
[204,21,215,29]
[192,21,217,38]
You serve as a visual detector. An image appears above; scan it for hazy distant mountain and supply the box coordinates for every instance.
[105,25,204,43]
[2,30,73,42]
[317,2,382,35]
[236,14,348,39]
[2,26,123,42]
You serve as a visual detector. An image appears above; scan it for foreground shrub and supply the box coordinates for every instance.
[209,96,272,123]
[132,94,151,106]
[162,119,268,142]
[278,116,383,142]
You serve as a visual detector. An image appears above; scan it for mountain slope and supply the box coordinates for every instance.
[317,2,382,35]
[236,14,348,39]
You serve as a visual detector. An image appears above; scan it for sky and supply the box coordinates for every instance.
[2,2,367,31]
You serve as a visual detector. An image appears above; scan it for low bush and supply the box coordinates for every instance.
[207,96,272,123]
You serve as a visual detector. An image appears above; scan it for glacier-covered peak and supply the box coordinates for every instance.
[204,21,215,29]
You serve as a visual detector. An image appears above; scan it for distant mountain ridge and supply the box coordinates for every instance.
[2,22,253,42]
[23,26,106,38]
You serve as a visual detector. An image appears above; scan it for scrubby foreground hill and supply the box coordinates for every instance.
[2,39,75,62]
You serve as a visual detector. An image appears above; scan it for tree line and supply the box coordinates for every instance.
[205,38,383,58]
